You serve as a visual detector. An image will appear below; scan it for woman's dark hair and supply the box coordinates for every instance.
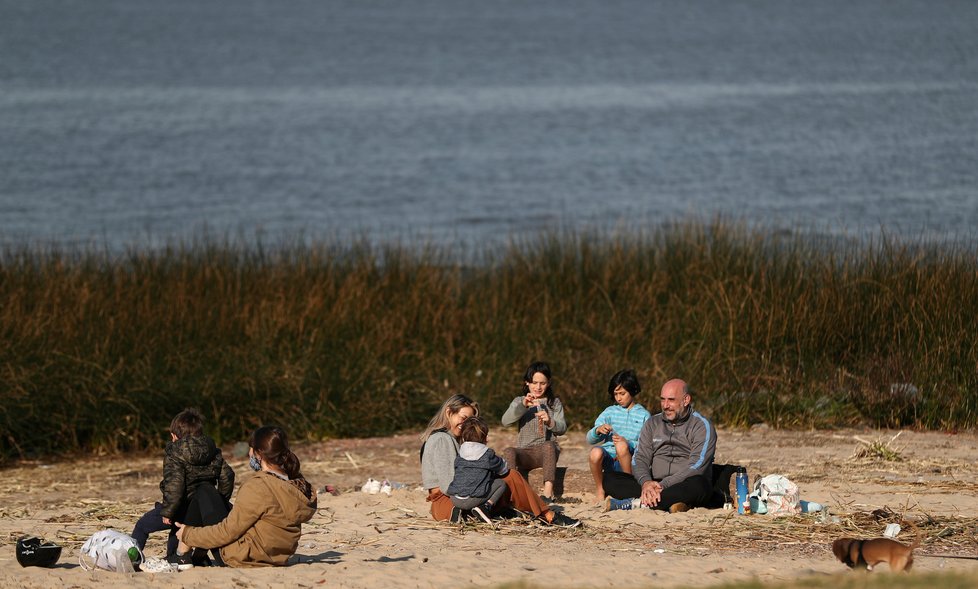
[607,369,641,404]
[522,361,556,407]
[251,425,313,498]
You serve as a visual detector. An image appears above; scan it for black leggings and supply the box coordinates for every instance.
[602,471,713,511]
[184,484,230,565]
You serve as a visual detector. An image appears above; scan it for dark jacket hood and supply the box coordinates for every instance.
[167,435,220,465]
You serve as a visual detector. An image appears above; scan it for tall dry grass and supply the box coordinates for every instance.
[2,222,976,461]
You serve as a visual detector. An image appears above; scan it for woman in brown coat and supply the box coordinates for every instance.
[176,426,317,567]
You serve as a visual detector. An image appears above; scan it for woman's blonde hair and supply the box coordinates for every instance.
[420,394,479,441]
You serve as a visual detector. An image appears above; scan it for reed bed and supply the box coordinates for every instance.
[2,221,977,462]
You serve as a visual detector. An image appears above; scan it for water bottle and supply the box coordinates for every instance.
[735,467,750,515]
[112,548,135,574]
[799,500,822,514]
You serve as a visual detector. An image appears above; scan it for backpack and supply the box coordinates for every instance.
[79,529,144,572]
[750,474,801,515]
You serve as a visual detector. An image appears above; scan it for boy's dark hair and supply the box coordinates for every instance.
[607,369,642,404]
[170,408,205,439]
[458,416,490,444]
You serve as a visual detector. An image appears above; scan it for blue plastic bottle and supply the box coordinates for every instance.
[735,467,750,514]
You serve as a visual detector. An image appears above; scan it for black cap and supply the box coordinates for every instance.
[16,537,62,568]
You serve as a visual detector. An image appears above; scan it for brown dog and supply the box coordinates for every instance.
[832,536,918,572]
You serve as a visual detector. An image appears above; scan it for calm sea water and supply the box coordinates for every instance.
[1,0,977,250]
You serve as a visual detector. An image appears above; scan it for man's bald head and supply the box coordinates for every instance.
[660,379,691,422]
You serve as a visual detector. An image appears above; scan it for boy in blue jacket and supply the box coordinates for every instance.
[586,370,651,501]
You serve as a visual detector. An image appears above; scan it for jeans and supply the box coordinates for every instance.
[132,502,180,556]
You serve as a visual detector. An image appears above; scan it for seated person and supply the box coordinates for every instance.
[586,369,650,501]
[446,416,509,523]
[602,379,716,513]
[500,361,567,500]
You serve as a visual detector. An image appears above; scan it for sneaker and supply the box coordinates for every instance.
[669,502,689,514]
[360,478,382,495]
[165,551,194,571]
[470,505,493,525]
[492,506,523,520]
[449,506,468,523]
[603,497,639,512]
[140,557,178,573]
[547,513,582,528]
[191,548,212,567]
[379,480,393,496]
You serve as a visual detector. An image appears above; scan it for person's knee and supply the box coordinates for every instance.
[673,475,713,506]
[501,447,517,465]
[614,439,631,457]
[589,447,605,464]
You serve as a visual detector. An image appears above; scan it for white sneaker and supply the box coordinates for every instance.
[360,478,382,494]
[140,557,178,573]
[380,480,393,496]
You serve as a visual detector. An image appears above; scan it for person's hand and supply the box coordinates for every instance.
[596,423,613,436]
[162,516,172,525]
[536,410,551,427]
[174,522,186,541]
[640,481,662,507]
[522,395,537,408]
[611,433,624,444]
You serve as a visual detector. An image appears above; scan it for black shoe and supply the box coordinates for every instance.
[470,505,493,525]
[548,513,582,528]
[492,506,523,520]
[191,547,212,567]
[166,551,194,571]
[449,506,468,523]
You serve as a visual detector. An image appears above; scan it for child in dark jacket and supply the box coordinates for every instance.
[445,416,509,523]
[132,408,235,558]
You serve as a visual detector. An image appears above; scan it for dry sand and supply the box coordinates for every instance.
[3,427,978,588]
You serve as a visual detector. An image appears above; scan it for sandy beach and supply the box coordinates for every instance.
[4,427,978,588]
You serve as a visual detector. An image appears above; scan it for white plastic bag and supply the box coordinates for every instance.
[79,529,144,572]
[750,474,801,515]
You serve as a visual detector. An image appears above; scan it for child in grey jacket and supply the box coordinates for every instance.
[445,416,509,523]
